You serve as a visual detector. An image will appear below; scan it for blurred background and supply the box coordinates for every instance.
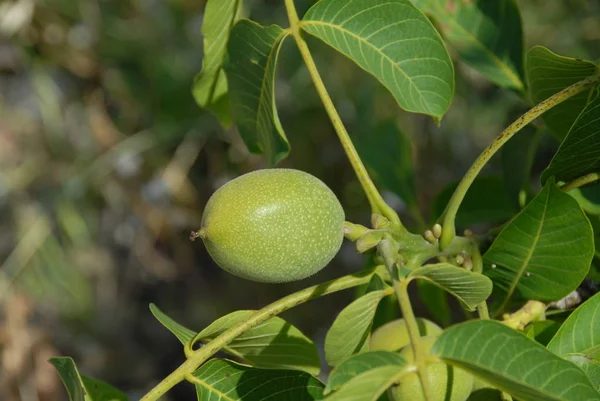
[0,0,599,400]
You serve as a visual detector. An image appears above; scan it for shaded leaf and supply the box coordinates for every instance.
[484,180,594,311]
[415,0,524,90]
[468,389,504,401]
[408,263,493,311]
[325,289,391,366]
[325,351,406,394]
[301,0,454,119]
[192,0,241,126]
[526,46,598,141]
[192,359,324,401]
[417,280,451,327]
[432,176,517,227]
[543,88,600,184]
[501,124,541,205]
[323,366,408,401]
[432,320,600,401]
[49,357,127,401]
[354,120,417,209]
[194,310,320,375]
[149,303,195,346]
[527,320,562,347]
[224,20,290,165]
[548,292,600,359]
[565,354,600,392]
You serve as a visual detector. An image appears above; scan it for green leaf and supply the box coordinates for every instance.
[407,263,493,311]
[501,124,541,205]
[565,354,600,392]
[323,366,408,401]
[527,320,563,346]
[192,359,324,401]
[432,176,517,227]
[325,289,391,367]
[301,0,454,120]
[194,310,320,375]
[149,303,196,346]
[224,20,290,166]
[354,120,417,209]
[49,357,127,401]
[414,0,525,90]
[484,180,594,310]
[325,351,407,394]
[548,292,600,359]
[543,88,600,184]
[354,120,418,208]
[417,280,451,327]
[526,46,598,141]
[192,0,241,126]
[432,320,600,401]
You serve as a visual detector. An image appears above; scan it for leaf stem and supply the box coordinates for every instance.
[283,0,403,231]
[138,268,378,401]
[439,74,600,249]
[470,244,489,320]
[561,172,600,192]
[394,278,434,401]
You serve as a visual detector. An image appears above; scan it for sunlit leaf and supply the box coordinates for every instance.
[224,20,290,165]
[194,310,320,375]
[49,357,127,401]
[414,0,525,90]
[565,354,600,392]
[543,88,600,184]
[433,320,600,401]
[325,289,392,366]
[526,46,598,141]
[548,292,600,359]
[324,366,408,401]
[484,180,594,311]
[149,303,195,345]
[408,263,492,311]
[192,0,241,126]
[301,0,454,120]
[192,359,324,401]
[325,351,407,394]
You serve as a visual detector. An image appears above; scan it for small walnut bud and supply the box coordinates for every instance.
[424,230,436,244]
[432,224,442,239]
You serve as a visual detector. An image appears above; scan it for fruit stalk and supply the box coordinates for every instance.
[438,73,600,249]
[284,0,404,232]
[138,267,380,401]
[394,278,434,401]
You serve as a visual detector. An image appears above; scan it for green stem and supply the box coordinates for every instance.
[394,279,433,401]
[284,0,403,231]
[470,244,489,320]
[561,172,600,192]
[139,268,378,401]
[439,74,600,249]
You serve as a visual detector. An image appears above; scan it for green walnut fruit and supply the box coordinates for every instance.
[370,318,442,352]
[199,169,345,283]
[388,336,473,401]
